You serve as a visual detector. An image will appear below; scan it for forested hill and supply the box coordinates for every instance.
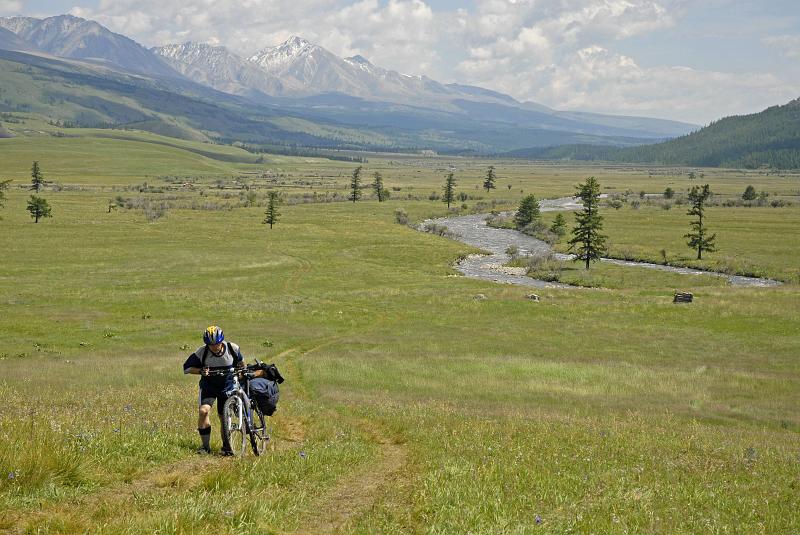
[504,98,800,169]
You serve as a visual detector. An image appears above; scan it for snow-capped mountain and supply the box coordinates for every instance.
[152,34,696,137]
[0,15,178,77]
[153,42,300,98]
[247,36,512,105]
[0,15,698,142]
[248,36,370,97]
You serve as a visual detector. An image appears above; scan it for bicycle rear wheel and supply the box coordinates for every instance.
[249,404,270,456]
[222,395,247,457]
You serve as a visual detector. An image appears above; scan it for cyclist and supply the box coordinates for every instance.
[183,325,245,455]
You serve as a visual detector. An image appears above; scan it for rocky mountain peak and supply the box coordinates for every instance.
[154,42,225,60]
[247,35,324,72]
[345,54,371,65]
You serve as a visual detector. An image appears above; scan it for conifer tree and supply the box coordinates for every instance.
[442,172,456,208]
[550,212,567,238]
[349,166,363,203]
[483,166,497,193]
[568,177,607,270]
[372,171,388,202]
[514,194,540,228]
[685,184,716,259]
[30,161,45,192]
[263,191,281,229]
[742,185,756,201]
[27,195,51,223]
[0,179,10,215]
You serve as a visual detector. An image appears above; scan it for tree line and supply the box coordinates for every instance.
[3,162,720,264]
[504,97,800,170]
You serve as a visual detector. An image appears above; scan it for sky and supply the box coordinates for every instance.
[3,0,799,124]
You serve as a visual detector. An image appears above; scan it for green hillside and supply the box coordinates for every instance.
[0,49,360,148]
[0,49,665,154]
[505,98,800,169]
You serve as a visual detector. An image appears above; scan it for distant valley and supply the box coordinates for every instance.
[1,14,796,167]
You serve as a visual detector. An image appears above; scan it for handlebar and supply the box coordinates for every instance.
[203,367,258,379]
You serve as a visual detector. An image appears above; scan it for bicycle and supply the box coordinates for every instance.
[206,365,271,457]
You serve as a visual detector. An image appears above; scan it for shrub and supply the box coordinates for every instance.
[143,200,169,222]
[394,209,409,225]
[520,220,548,236]
[423,223,459,239]
[485,213,514,229]
[526,251,563,282]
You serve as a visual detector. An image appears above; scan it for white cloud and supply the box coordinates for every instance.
[0,0,23,15]
[763,34,800,59]
[454,0,797,122]
[64,0,798,123]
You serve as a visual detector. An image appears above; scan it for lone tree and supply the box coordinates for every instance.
[0,179,10,214]
[372,171,388,202]
[442,172,457,208]
[685,184,716,260]
[27,195,51,223]
[514,194,540,228]
[742,185,756,201]
[483,166,497,193]
[664,187,674,199]
[263,191,281,229]
[30,161,45,192]
[568,176,607,270]
[349,166,363,203]
[550,212,567,238]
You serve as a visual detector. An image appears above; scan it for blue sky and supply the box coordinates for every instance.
[4,0,799,123]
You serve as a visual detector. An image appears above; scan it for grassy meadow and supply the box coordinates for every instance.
[1,123,799,534]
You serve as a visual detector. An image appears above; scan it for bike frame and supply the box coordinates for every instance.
[209,366,269,455]
[224,372,255,432]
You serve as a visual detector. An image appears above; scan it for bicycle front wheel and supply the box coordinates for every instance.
[222,395,247,457]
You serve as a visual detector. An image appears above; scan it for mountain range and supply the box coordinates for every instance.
[0,14,699,153]
[503,98,800,169]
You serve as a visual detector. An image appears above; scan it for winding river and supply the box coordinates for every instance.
[424,197,781,288]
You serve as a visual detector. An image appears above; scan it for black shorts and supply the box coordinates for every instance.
[199,387,230,415]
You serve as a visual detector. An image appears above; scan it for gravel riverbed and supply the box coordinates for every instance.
[423,197,781,288]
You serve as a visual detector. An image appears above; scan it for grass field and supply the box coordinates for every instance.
[1,130,799,533]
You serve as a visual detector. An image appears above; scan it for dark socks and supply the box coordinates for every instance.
[198,426,211,450]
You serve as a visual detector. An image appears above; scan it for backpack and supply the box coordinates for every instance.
[249,377,279,415]
[200,342,238,367]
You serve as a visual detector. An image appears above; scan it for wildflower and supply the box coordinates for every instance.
[8,471,17,480]
[299,451,307,459]
[535,515,542,525]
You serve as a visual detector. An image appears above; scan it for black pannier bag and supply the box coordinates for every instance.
[250,377,279,416]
